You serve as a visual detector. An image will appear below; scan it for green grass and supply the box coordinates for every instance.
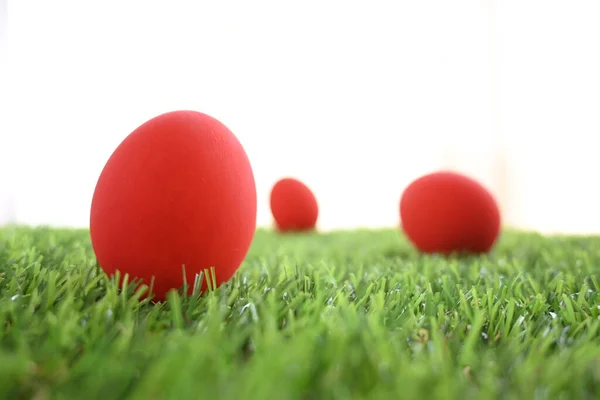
[0,226,599,399]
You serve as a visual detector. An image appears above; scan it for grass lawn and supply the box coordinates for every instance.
[0,226,599,399]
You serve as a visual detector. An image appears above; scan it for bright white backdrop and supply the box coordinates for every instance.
[1,0,600,234]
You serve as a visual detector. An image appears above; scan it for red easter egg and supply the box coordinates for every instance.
[400,171,501,254]
[90,110,257,301]
[270,178,318,232]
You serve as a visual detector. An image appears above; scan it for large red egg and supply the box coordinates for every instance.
[400,171,501,254]
[270,178,318,232]
[90,110,257,301]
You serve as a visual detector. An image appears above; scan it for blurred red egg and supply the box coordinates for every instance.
[90,110,257,301]
[400,171,501,254]
[270,178,318,232]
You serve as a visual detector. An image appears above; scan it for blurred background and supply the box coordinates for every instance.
[1,0,599,234]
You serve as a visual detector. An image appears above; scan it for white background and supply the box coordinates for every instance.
[1,0,600,234]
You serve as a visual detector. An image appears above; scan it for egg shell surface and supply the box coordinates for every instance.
[400,171,500,254]
[270,178,318,232]
[90,110,257,301]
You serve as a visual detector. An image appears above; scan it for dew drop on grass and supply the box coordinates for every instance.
[239,303,250,315]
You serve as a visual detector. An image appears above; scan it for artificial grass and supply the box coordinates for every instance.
[0,226,599,400]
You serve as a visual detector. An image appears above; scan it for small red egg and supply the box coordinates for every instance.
[400,171,501,254]
[90,110,257,301]
[270,178,318,232]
